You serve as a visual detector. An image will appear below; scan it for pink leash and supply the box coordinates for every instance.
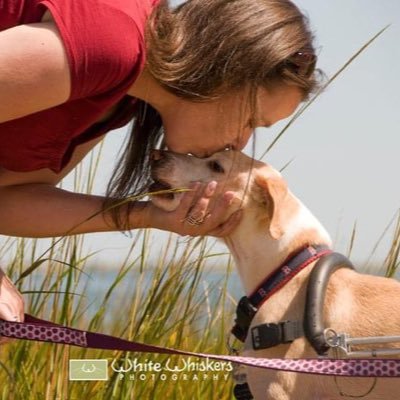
[1,313,400,378]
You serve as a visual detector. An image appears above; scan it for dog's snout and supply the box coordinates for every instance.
[150,150,172,169]
[150,149,166,162]
[150,150,173,181]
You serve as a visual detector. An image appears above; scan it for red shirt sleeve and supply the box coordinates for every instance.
[0,0,158,173]
[0,0,25,30]
[39,0,143,100]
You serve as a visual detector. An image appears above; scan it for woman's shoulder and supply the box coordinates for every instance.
[99,0,157,29]
[40,0,156,50]
[37,0,156,99]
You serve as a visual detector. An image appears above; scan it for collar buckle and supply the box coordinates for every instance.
[231,296,258,342]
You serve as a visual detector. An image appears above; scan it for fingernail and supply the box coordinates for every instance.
[204,181,217,197]
[223,192,235,204]
[207,181,217,192]
[208,181,217,189]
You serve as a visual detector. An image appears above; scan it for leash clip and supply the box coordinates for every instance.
[324,328,400,358]
[231,296,258,342]
[227,333,254,400]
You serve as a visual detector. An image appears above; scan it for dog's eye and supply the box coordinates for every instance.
[208,160,225,173]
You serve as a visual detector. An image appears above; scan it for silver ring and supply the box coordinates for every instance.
[185,214,204,226]
[13,315,19,322]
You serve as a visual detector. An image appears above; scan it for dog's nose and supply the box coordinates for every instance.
[150,149,165,161]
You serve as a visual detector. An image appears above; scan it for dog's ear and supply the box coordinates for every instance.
[255,174,289,240]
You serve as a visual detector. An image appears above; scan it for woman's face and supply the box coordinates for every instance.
[162,84,303,157]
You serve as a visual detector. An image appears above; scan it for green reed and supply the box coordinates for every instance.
[0,140,237,399]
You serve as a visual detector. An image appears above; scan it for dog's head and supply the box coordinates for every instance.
[150,149,297,239]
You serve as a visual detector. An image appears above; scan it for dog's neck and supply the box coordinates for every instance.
[224,192,332,297]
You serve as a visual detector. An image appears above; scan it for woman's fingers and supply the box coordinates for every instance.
[206,190,241,236]
[0,302,16,344]
[209,209,243,237]
[180,181,216,226]
[149,180,241,237]
[178,182,202,217]
[174,182,241,235]
[0,269,25,345]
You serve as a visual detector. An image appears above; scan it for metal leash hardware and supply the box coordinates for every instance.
[332,346,377,399]
[325,328,383,398]
[227,334,254,400]
[324,328,400,357]
[227,333,246,382]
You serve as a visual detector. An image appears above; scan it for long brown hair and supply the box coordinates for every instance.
[105,0,319,229]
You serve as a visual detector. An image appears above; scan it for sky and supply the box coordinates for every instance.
[259,0,400,269]
[2,0,399,271]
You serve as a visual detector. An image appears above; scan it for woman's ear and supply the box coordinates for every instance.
[255,174,289,239]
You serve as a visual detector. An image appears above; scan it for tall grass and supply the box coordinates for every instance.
[1,234,236,400]
[0,143,238,400]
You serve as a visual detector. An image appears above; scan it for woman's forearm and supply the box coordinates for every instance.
[0,183,149,237]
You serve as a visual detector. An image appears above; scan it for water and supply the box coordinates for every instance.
[22,265,244,328]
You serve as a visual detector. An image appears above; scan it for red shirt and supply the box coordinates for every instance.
[0,0,158,173]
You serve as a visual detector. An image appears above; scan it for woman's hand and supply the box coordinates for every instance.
[145,181,243,237]
[0,268,25,344]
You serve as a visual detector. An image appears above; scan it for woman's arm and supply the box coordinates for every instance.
[0,183,149,237]
[0,21,70,123]
[0,131,241,238]
[0,181,241,238]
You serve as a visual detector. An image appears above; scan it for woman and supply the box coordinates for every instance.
[0,0,318,338]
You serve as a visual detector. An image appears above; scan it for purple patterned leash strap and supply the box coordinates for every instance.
[1,314,400,378]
